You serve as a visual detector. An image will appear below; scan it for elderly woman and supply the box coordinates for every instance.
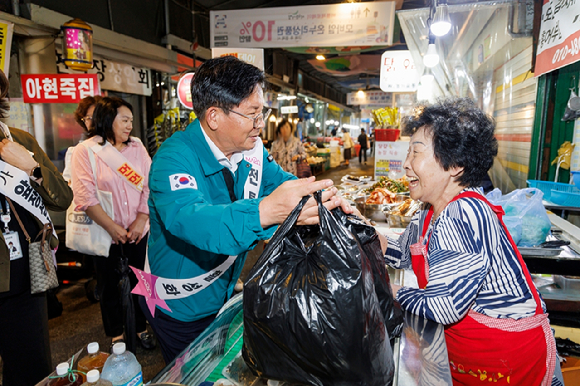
[380,99,557,385]
[270,119,307,176]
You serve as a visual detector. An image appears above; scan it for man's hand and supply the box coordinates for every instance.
[259,177,353,228]
[0,139,37,174]
[127,213,148,244]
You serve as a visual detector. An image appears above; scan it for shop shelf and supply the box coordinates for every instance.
[375,129,400,142]
[550,190,580,207]
[527,180,579,201]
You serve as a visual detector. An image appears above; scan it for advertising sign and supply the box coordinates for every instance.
[281,105,298,114]
[210,1,396,48]
[374,141,409,178]
[347,90,392,106]
[535,0,580,77]
[380,50,419,92]
[211,48,264,70]
[177,73,195,110]
[0,20,14,76]
[21,74,100,104]
[57,52,151,96]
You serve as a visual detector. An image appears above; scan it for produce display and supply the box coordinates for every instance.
[365,177,409,205]
[372,107,399,128]
[306,156,325,164]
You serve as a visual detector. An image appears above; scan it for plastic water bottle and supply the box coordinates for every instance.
[100,343,143,386]
[81,370,112,386]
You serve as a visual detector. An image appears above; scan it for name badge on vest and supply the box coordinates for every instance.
[4,231,23,260]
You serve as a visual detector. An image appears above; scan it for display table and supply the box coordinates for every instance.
[150,289,452,386]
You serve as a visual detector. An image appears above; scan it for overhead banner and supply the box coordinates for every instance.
[21,74,101,104]
[347,90,392,106]
[57,52,152,96]
[380,50,419,92]
[211,48,264,70]
[308,55,381,76]
[0,20,14,76]
[535,0,580,77]
[210,1,396,48]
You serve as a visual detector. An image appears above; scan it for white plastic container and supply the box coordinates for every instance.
[81,370,112,386]
[100,343,143,386]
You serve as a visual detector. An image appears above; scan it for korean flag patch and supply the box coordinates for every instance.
[170,174,197,191]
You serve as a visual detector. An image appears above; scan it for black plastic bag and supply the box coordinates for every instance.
[243,193,396,386]
[333,209,403,340]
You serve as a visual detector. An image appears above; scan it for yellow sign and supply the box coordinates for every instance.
[0,20,14,75]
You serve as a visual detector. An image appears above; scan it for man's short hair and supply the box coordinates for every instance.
[191,56,265,120]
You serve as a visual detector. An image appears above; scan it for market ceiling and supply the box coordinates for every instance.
[188,0,431,100]
[188,0,483,101]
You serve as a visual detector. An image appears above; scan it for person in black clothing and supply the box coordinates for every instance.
[357,128,369,164]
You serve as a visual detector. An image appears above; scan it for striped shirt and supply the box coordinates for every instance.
[385,187,546,325]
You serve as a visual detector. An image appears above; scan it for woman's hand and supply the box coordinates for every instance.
[127,213,148,244]
[0,139,37,174]
[106,223,128,244]
[391,283,402,298]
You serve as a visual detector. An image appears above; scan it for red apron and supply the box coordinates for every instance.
[410,191,556,385]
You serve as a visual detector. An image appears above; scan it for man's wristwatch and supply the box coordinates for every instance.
[30,163,41,179]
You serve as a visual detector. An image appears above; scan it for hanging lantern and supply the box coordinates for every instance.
[61,18,93,71]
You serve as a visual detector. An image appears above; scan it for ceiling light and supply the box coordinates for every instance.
[423,34,439,68]
[316,55,326,60]
[431,2,451,37]
[269,114,277,122]
[310,118,315,123]
[315,122,321,127]
[356,89,365,98]
[420,68,434,84]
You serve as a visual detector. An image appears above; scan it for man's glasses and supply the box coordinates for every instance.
[223,108,271,129]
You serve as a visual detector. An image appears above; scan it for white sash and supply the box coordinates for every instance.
[137,140,265,311]
[90,138,144,193]
[243,138,264,199]
[0,160,57,241]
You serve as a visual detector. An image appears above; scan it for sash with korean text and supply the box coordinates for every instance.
[89,137,144,193]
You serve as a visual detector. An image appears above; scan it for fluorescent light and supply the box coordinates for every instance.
[277,95,297,101]
[423,34,439,68]
[431,3,451,36]
[316,55,326,60]
[343,124,359,130]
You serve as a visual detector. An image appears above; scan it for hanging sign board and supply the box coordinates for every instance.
[57,52,152,96]
[380,50,419,92]
[211,48,264,70]
[0,20,14,76]
[210,1,396,48]
[374,141,409,178]
[177,73,195,110]
[535,0,580,77]
[347,91,392,106]
[21,74,100,104]
[281,105,298,114]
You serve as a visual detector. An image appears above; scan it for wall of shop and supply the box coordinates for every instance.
[398,1,535,193]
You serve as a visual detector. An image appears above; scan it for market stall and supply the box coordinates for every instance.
[149,290,452,386]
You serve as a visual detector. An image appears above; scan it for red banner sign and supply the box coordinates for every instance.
[21,74,101,103]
